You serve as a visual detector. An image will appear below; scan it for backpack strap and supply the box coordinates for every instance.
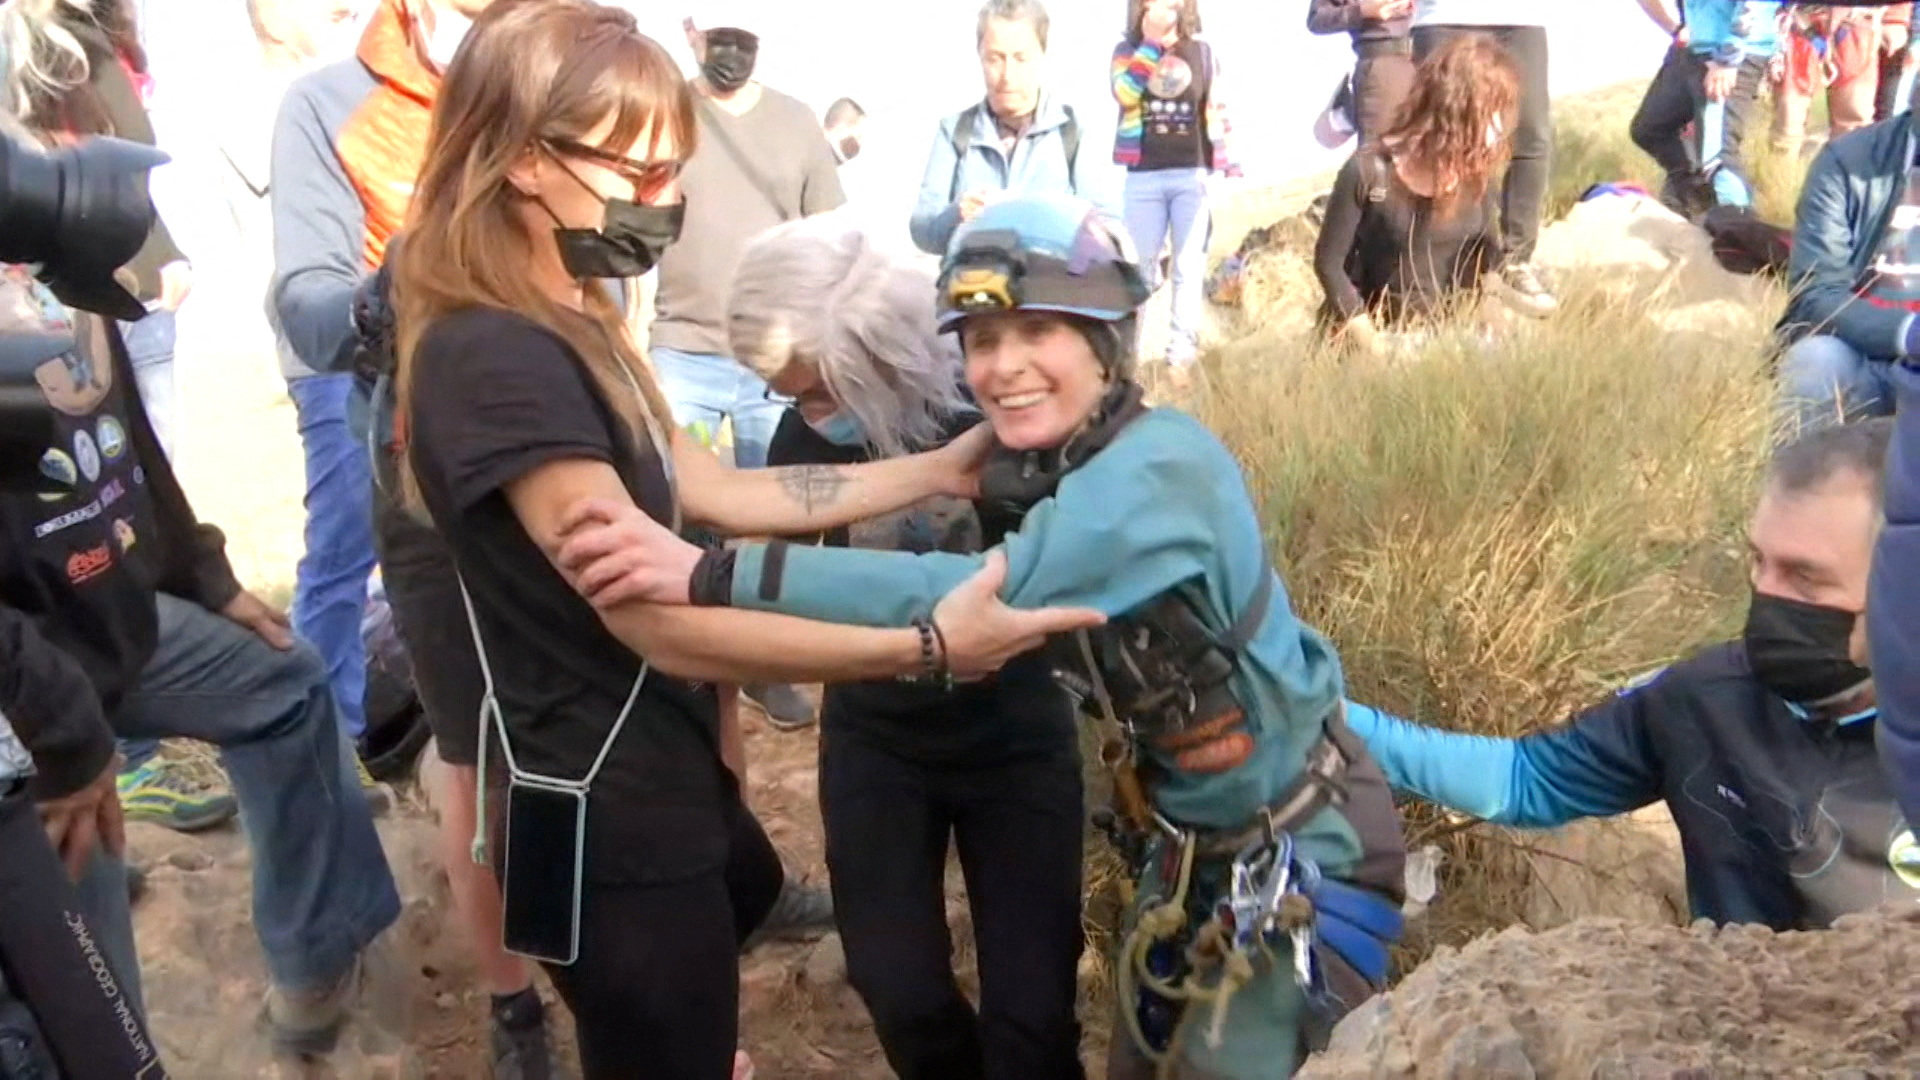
[1061,103,1081,190]
[1220,568,1273,652]
[1360,150,1390,204]
[949,103,982,203]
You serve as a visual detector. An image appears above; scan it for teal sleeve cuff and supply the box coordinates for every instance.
[729,542,983,627]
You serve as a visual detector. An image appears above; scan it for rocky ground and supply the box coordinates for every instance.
[1301,908,1920,1080]
[128,715,1028,1079]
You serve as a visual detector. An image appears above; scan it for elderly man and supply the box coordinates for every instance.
[1352,420,1919,928]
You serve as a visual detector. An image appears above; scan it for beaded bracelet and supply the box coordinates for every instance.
[905,616,954,690]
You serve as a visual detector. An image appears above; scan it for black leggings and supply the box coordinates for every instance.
[1630,45,1766,188]
[542,797,783,1080]
[1414,24,1550,261]
[820,723,1086,1080]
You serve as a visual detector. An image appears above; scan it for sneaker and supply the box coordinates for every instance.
[1495,262,1559,318]
[488,988,554,1080]
[743,683,816,732]
[116,759,238,833]
[266,956,360,1057]
[742,879,835,952]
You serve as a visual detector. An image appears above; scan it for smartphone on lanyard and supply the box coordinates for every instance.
[500,778,587,965]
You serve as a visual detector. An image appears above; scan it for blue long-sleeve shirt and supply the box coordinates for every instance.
[266,58,376,381]
[1347,643,1919,929]
[1682,1,1782,65]
[725,408,1373,874]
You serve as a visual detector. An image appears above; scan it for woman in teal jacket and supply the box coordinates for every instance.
[558,195,1406,1078]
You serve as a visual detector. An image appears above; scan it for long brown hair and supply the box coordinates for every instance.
[1380,34,1518,211]
[393,0,691,503]
[1125,0,1201,44]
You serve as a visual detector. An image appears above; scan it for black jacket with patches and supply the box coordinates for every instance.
[0,292,239,798]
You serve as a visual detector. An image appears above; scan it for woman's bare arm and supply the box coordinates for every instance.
[507,458,928,684]
[670,424,989,537]
[504,456,1092,683]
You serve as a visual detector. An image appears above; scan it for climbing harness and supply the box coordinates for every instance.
[1111,790,1405,1078]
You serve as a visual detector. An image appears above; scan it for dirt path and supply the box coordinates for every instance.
[132,703,1115,1077]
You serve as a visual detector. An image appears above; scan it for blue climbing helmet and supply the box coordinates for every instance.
[936,195,1152,371]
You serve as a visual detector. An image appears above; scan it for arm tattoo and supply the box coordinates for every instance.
[776,466,851,515]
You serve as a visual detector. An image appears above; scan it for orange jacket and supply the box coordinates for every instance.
[336,0,438,271]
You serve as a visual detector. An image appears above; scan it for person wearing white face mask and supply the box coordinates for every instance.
[268,2,562,1077]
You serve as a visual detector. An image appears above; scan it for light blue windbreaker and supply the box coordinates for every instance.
[727,408,1366,872]
[909,91,1120,256]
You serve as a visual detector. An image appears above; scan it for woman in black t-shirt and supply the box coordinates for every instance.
[728,211,1087,1079]
[387,6,1100,1078]
[1312,34,1519,355]
[1111,0,1237,390]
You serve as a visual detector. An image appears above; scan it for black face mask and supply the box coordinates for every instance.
[543,158,683,279]
[1743,590,1873,705]
[702,28,759,93]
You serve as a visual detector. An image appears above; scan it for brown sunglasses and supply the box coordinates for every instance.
[545,138,684,199]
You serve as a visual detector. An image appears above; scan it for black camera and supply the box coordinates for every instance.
[0,129,166,496]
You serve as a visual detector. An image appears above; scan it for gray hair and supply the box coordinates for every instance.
[728,211,970,459]
[0,0,92,121]
[976,0,1049,51]
[1768,417,1893,507]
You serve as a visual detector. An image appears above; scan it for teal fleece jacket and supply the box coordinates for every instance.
[727,408,1366,870]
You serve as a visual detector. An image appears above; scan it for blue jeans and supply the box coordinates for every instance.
[1123,168,1212,367]
[651,346,787,468]
[111,595,400,990]
[1777,334,1900,432]
[119,310,177,460]
[289,373,375,741]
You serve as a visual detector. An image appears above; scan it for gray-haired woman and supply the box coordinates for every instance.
[731,209,1088,1079]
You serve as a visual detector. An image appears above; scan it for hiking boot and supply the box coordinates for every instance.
[743,879,835,951]
[117,758,238,833]
[743,683,816,732]
[488,987,554,1080]
[1494,262,1559,318]
[266,956,360,1057]
[1658,171,1716,222]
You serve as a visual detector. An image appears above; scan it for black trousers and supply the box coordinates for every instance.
[1414,24,1550,261]
[820,723,1086,1080]
[541,797,783,1080]
[1352,48,1416,150]
[1630,45,1767,189]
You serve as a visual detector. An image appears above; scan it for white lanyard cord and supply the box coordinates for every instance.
[465,337,678,865]
[464,575,649,864]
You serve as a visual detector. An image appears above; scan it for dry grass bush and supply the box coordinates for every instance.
[1193,272,1774,953]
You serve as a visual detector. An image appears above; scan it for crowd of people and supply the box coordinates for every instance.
[0,1,1915,1079]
